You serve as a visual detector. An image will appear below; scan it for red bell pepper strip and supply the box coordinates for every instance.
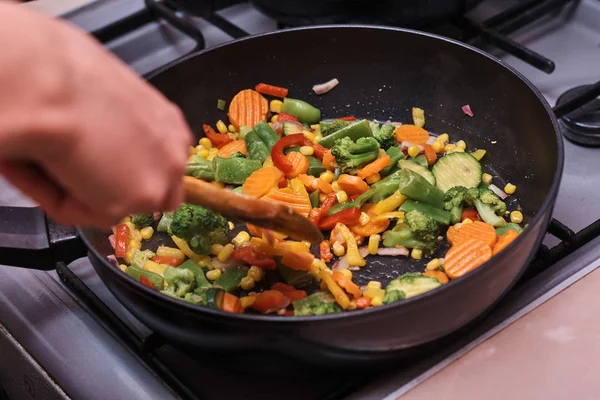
[277,113,299,122]
[271,282,307,302]
[151,256,183,267]
[338,116,356,121]
[312,143,327,159]
[308,192,338,226]
[355,296,372,309]
[230,246,276,270]
[271,134,309,178]
[319,207,361,230]
[114,223,130,258]
[461,208,480,222]
[278,174,287,188]
[319,240,333,262]
[202,124,233,149]
[139,276,154,289]
[250,290,289,313]
[255,83,289,98]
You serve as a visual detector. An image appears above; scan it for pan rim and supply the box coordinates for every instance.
[83,24,564,324]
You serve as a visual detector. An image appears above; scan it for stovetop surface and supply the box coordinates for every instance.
[3,0,600,399]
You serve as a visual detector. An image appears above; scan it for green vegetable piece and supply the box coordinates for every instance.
[232,186,243,194]
[239,126,252,139]
[283,146,300,155]
[254,120,279,150]
[179,259,212,290]
[213,157,262,185]
[131,213,154,229]
[186,157,215,181]
[217,99,226,110]
[400,169,445,209]
[125,266,164,290]
[400,199,451,225]
[380,146,404,176]
[161,265,195,298]
[399,159,435,185]
[432,152,482,192]
[327,189,375,216]
[309,190,320,208]
[278,264,313,287]
[306,155,326,177]
[383,273,441,304]
[382,210,439,252]
[442,186,506,227]
[130,249,156,269]
[157,212,173,233]
[410,155,428,168]
[213,268,247,292]
[170,204,230,255]
[229,152,246,158]
[244,130,270,163]
[293,292,342,316]
[317,119,374,149]
[372,123,396,149]
[331,136,380,174]
[282,97,321,125]
[191,287,225,309]
[320,120,351,137]
[496,223,523,236]
[283,121,305,136]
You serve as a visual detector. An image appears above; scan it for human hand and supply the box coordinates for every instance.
[0,5,193,228]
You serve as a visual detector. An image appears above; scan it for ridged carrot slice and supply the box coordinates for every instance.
[228,89,268,130]
[394,124,429,145]
[262,188,312,217]
[444,238,492,279]
[242,167,282,198]
[423,269,449,284]
[337,174,369,195]
[322,150,337,171]
[492,229,519,256]
[446,221,497,248]
[285,152,310,178]
[217,140,247,158]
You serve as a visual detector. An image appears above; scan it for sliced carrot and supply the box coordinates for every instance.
[222,293,243,313]
[285,152,310,178]
[262,188,312,217]
[444,238,492,279]
[228,89,268,130]
[246,223,264,238]
[423,269,449,284]
[337,174,370,195]
[297,173,333,194]
[423,144,437,166]
[446,221,497,248]
[356,155,391,179]
[255,83,288,98]
[322,150,337,171]
[492,230,519,256]
[250,290,289,313]
[217,140,247,158]
[332,270,362,298]
[394,124,429,145]
[242,167,282,198]
[349,217,390,237]
[281,250,314,271]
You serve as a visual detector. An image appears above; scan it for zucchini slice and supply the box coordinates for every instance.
[398,159,435,185]
[432,152,482,192]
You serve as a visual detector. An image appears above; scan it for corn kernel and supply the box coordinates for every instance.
[482,173,493,185]
[462,218,473,224]
[227,124,236,133]
[263,156,274,168]
[407,145,421,158]
[336,190,348,203]
[189,146,197,155]
[270,115,279,123]
[332,181,342,192]
[240,296,256,309]
[216,120,228,134]
[412,107,425,127]
[310,124,320,131]
[504,183,516,195]
[199,138,212,149]
[411,248,423,260]
[206,269,222,281]
[197,148,209,158]
[130,229,142,242]
[341,269,353,279]
[211,244,223,256]
[303,131,316,143]
[456,140,467,150]
[207,154,216,161]
[119,264,128,272]
[319,193,327,203]
[367,281,382,289]
[444,144,457,153]
[319,170,335,183]
[240,276,255,291]
[359,212,371,226]
[124,248,137,264]
[300,146,314,156]
[121,216,132,224]
[140,226,154,240]
[378,149,387,158]
[332,241,345,257]
[129,239,142,250]
[209,147,219,156]
[371,297,383,307]
[232,231,250,247]
[314,134,323,141]
[426,258,441,271]
[228,221,235,230]
[270,99,283,113]
[368,234,380,255]
[510,211,523,224]
[217,244,234,262]
[366,173,381,184]
[438,133,449,144]
[248,266,264,281]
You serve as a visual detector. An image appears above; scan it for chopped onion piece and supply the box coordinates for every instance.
[426,136,436,145]
[332,256,349,271]
[385,120,403,127]
[107,255,119,267]
[488,184,508,200]
[358,247,369,258]
[377,247,409,256]
[108,234,116,249]
[271,121,284,135]
[313,78,339,95]
[462,104,474,117]
[401,141,424,152]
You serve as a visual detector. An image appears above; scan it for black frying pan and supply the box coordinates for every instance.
[0,26,564,371]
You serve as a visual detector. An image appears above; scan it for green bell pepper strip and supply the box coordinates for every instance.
[400,199,451,225]
[156,213,173,233]
[327,188,375,216]
[380,146,404,176]
[399,170,445,209]
[282,97,321,125]
[253,121,279,150]
[178,260,212,290]
[125,266,164,290]
[317,119,374,149]
[213,157,262,185]
[309,190,320,208]
[244,130,270,162]
[214,268,248,292]
[306,155,326,177]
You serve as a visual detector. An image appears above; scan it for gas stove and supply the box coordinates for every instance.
[2,0,600,399]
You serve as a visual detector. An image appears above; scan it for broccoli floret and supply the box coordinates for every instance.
[443,186,507,227]
[331,136,380,174]
[320,119,351,136]
[382,210,439,251]
[130,249,155,268]
[293,292,343,316]
[161,265,195,298]
[170,204,230,255]
[131,213,154,228]
[372,123,396,149]
[383,273,442,304]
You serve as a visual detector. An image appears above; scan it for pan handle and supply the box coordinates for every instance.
[0,206,87,269]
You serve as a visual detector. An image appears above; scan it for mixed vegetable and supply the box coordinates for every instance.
[109,82,525,316]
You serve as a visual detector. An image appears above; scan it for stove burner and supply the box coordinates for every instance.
[556,85,600,146]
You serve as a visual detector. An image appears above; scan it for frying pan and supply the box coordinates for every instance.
[0,26,564,370]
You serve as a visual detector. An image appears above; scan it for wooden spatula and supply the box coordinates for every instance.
[183,177,324,244]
